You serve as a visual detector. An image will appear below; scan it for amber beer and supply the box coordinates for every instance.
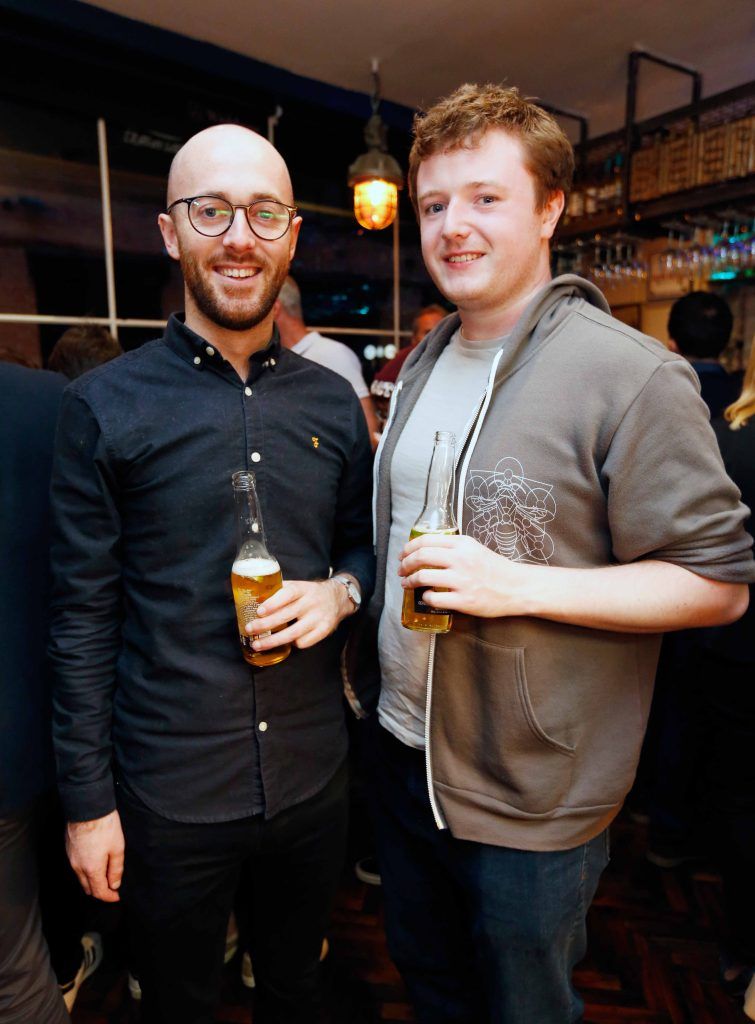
[401,431,459,634]
[230,470,290,667]
[231,557,291,667]
[401,526,458,633]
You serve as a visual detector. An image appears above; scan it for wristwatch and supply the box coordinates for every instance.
[332,574,362,609]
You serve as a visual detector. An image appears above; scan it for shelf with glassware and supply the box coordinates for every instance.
[554,80,755,306]
[558,80,755,246]
[554,217,755,309]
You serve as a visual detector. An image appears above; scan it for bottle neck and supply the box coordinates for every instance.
[415,439,457,533]
[233,483,272,559]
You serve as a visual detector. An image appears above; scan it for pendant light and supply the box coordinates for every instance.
[348,60,403,230]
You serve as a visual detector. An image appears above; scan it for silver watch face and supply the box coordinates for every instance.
[337,577,361,607]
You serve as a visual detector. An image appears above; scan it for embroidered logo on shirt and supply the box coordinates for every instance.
[311,436,320,449]
[464,457,556,564]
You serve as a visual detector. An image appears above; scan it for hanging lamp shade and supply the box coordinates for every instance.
[348,110,403,230]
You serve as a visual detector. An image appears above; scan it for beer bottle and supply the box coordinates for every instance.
[230,470,291,667]
[401,431,458,634]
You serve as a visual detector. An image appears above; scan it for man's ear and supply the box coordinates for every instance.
[540,190,565,241]
[272,298,282,320]
[158,212,180,261]
[666,337,680,354]
[288,215,302,262]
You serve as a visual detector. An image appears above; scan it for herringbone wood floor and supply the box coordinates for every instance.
[70,812,751,1023]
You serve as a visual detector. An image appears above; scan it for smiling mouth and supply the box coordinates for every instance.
[446,253,483,263]
[217,267,260,279]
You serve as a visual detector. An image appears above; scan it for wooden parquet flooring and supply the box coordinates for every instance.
[70,811,751,1023]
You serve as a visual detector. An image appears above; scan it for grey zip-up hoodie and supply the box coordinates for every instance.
[360,275,754,851]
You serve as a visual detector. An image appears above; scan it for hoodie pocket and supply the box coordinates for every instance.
[432,632,576,815]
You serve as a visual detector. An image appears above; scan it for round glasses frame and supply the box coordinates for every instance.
[166,194,298,240]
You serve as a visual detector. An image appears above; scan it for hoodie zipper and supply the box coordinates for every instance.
[373,380,403,550]
[423,354,503,830]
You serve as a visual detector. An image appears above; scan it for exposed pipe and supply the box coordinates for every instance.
[97,118,118,340]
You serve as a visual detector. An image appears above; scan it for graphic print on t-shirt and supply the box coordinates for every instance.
[464,457,557,564]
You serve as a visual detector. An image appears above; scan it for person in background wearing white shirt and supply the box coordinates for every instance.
[275,276,380,449]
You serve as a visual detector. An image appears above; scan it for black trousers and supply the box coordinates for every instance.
[697,653,755,964]
[118,759,348,1024]
[647,645,755,961]
[0,803,70,1024]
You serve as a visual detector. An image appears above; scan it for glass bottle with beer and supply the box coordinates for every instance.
[401,430,458,634]
[230,470,291,667]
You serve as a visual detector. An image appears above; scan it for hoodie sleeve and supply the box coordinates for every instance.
[601,358,755,583]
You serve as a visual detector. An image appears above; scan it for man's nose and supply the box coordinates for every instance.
[223,208,258,250]
[440,200,471,240]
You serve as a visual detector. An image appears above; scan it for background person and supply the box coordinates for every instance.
[0,359,70,1024]
[370,304,448,428]
[639,291,743,869]
[50,124,374,1024]
[698,346,755,1017]
[666,290,742,418]
[275,275,380,448]
[47,324,122,380]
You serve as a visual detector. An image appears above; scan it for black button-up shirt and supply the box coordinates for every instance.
[50,315,374,824]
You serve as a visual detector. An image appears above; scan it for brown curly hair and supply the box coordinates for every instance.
[408,83,574,214]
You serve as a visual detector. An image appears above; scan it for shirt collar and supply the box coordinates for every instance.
[164,313,282,382]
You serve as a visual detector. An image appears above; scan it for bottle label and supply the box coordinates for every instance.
[240,630,271,651]
[414,587,450,616]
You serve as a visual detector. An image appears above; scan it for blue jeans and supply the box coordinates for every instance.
[369,724,609,1024]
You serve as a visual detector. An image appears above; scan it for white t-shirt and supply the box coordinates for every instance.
[378,328,507,749]
[292,332,370,399]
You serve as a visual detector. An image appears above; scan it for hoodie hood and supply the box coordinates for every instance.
[400,275,610,387]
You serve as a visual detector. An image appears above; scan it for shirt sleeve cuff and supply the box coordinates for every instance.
[58,776,117,823]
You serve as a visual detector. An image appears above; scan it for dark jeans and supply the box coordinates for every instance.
[369,724,609,1024]
[0,803,70,1024]
[117,759,349,1024]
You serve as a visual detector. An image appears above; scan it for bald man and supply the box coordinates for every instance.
[49,125,374,1023]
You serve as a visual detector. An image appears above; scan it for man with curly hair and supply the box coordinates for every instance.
[361,83,755,1024]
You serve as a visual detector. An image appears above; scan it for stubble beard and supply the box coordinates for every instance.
[180,248,290,332]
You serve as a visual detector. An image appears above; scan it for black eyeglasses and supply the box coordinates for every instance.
[166,195,298,240]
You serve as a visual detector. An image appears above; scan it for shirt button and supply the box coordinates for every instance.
[258,721,268,732]
[251,452,261,463]
[193,356,201,365]
[244,386,252,397]
[206,346,215,356]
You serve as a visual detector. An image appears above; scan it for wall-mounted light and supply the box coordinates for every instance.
[348,60,403,231]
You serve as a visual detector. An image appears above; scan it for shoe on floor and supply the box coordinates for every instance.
[60,932,103,1011]
[355,855,382,886]
[646,839,705,869]
[240,938,327,990]
[241,951,256,989]
[744,971,755,1020]
[127,971,142,1001]
[224,918,239,964]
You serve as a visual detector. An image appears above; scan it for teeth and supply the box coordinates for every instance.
[447,253,482,263]
[219,268,256,278]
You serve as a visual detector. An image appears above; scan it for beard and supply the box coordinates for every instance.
[179,247,290,332]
